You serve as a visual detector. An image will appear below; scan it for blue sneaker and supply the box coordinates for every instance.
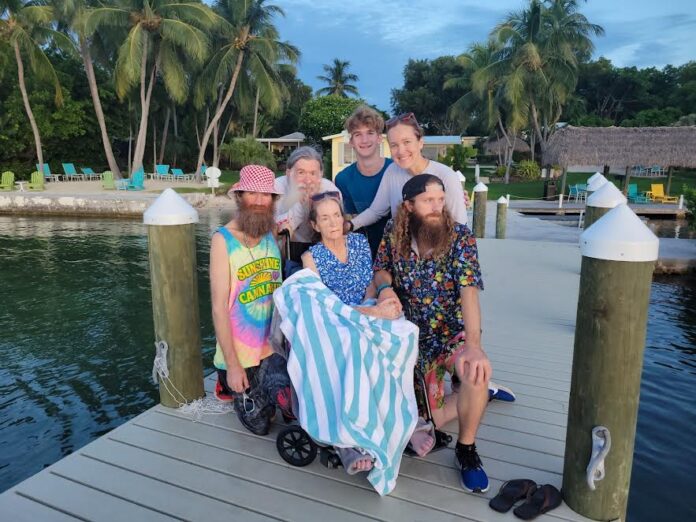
[455,445,489,493]
[489,381,516,402]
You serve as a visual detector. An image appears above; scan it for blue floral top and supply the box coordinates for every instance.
[310,233,373,305]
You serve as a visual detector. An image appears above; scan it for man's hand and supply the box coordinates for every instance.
[455,345,491,386]
[375,296,402,320]
[226,365,249,393]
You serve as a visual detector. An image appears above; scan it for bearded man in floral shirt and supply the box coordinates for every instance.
[373,173,491,494]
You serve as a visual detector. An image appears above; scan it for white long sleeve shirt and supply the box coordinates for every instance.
[275,175,340,242]
[351,160,468,229]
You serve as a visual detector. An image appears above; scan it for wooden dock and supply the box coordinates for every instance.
[0,239,594,521]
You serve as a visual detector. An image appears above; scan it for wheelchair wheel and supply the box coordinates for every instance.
[276,426,317,467]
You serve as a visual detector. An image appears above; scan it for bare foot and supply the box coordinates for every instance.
[409,429,435,457]
[348,455,374,474]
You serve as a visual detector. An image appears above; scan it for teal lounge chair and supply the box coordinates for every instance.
[0,171,14,191]
[62,163,84,181]
[627,184,649,204]
[154,164,170,180]
[37,163,58,182]
[81,167,98,180]
[127,169,145,191]
[171,168,190,181]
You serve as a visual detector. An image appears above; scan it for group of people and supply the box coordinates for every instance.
[209,106,510,495]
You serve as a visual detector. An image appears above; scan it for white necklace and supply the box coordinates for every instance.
[242,233,269,262]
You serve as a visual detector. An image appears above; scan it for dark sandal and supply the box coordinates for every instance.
[513,484,562,520]
[489,479,538,513]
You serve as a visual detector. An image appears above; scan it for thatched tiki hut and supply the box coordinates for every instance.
[544,126,696,197]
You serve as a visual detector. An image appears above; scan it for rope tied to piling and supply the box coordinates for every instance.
[152,340,233,419]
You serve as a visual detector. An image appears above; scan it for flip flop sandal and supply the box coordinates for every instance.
[489,479,538,513]
[513,484,562,520]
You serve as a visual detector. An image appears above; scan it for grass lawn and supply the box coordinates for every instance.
[461,166,696,201]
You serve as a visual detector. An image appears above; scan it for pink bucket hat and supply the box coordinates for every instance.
[229,165,282,195]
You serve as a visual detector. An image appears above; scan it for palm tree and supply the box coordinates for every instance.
[86,0,218,174]
[1,0,74,172]
[316,58,358,97]
[53,0,123,177]
[493,0,603,159]
[194,0,299,178]
[446,40,522,183]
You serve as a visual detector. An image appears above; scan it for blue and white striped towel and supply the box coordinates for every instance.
[273,268,419,495]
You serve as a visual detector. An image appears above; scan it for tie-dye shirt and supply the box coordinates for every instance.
[213,227,282,369]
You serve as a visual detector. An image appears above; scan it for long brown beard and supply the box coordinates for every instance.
[236,199,276,238]
[408,210,454,259]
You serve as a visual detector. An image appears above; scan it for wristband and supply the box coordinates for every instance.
[376,283,391,296]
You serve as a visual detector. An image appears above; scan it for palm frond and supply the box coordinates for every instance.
[160,18,209,64]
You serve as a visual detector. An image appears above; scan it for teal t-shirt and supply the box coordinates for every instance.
[335,158,393,257]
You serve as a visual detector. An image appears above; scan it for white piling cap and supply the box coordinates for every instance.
[587,182,627,209]
[587,173,608,192]
[456,170,466,182]
[144,188,199,225]
[206,166,221,180]
[581,204,658,262]
[497,196,508,205]
[473,182,488,192]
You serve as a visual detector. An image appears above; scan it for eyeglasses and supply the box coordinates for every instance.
[386,112,417,129]
[310,191,341,203]
[241,391,255,414]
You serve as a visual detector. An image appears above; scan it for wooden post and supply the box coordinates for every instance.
[564,204,658,521]
[666,166,674,195]
[495,196,507,239]
[472,182,488,238]
[559,167,568,203]
[144,189,204,407]
[584,182,626,229]
[602,165,610,176]
[474,163,480,184]
[622,166,631,194]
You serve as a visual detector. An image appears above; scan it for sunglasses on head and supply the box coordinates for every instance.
[310,191,341,203]
[386,112,417,128]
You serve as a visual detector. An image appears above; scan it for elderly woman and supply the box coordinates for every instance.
[274,146,340,246]
[348,112,469,232]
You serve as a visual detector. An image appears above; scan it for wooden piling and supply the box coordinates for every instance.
[563,204,658,521]
[472,182,488,238]
[584,182,626,229]
[495,196,507,239]
[144,189,204,407]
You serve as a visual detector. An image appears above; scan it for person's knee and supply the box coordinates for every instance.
[456,372,489,396]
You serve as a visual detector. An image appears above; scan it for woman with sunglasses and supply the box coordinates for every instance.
[348,113,469,233]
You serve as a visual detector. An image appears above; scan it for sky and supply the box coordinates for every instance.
[273,0,696,112]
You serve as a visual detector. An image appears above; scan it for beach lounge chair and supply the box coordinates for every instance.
[27,171,45,191]
[154,164,170,180]
[36,163,59,182]
[81,167,99,180]
[62,163,85,181]
[171,168,190,181]
[126,170,145,191]
[646,183,678,204]
[568,184,586,202]
[102,171,115,190]
[0,171,14,191]
[627,184,649,204]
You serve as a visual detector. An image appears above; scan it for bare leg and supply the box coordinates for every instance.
[454,363,489,444]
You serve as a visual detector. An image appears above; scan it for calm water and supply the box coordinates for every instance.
[0,213,694,521]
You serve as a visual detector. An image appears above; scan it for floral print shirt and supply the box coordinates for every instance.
[373,220,483,367]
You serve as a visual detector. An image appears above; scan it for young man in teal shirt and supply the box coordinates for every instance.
[334,106,392,257]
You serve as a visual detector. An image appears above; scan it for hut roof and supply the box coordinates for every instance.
[484,137,530,154]
[544,126,696,168]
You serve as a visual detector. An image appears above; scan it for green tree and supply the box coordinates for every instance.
[392,56,468,134]
[316,58,359,98]
[0,0,74,171]
[493,0,604,159]
[86,0,218,174]
[298,95,364,144]
[193,0,298,177]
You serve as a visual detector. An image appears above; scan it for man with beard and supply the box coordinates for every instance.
[373,174,492,493]
[210,165,290,436]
